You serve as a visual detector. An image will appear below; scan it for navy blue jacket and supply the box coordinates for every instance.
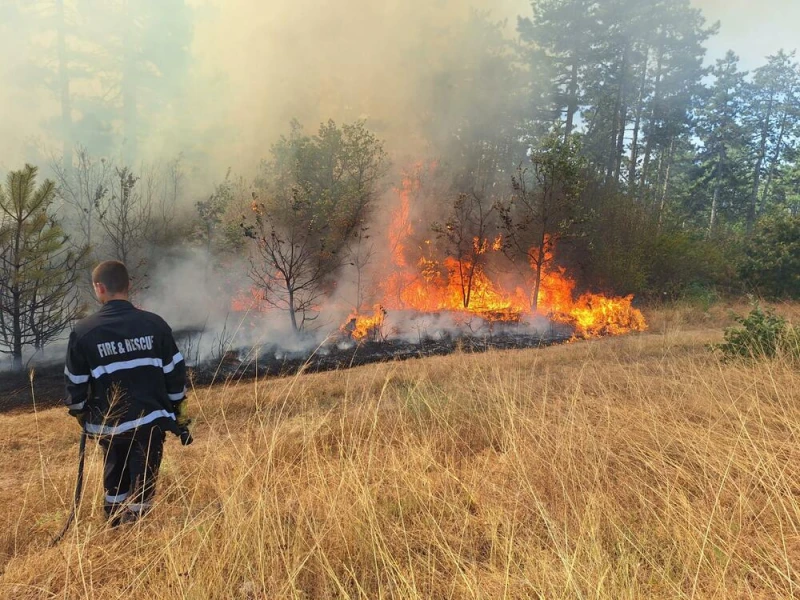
[63,300,186,437]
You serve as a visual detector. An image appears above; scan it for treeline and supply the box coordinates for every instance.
[3,0,800,367]
[432,0,800,304]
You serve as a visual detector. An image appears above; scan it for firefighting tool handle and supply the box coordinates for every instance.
[50,429,87,546]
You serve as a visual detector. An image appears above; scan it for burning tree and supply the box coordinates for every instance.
[243,120,388,332]
[344,220,376,313]
[432,192,498,310]
[0,165,89,370]
[497,133,586,311]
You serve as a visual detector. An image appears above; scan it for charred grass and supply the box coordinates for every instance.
[0,313,798,598]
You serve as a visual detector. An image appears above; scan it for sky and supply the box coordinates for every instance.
[182,0,799,172]
[692,0,800,70]
[490,0,800,69]
[1,0,797,179]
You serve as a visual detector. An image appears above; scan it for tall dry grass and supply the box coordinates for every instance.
[0,318,798,598]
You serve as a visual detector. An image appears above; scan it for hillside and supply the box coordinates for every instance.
[0,305,798,599]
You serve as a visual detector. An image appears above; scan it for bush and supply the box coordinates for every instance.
[713,302,800,361]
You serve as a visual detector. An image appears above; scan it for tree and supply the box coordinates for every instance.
[22,0,192,165]
[66,0,194,163]
[21,1,118,166]
[518,0,598,141]
[344,220,376,313]
[739,216,800,299]
[519,0,711,195]
[51,145,111,258]
[141,156,183,246]
[695,51,751,233]
[497,133,586,311]
[97,166,152,292]
[0,165,88,370]
[429,11,527,194]
[196,170,232,256]
[630,1,711,195]
[432,192,497,310]
[243,120,388,332]
[745,50,800,232]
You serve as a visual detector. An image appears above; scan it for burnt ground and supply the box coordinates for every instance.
[0,328,575,414]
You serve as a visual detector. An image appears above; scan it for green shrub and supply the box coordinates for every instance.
[713,302,800,361]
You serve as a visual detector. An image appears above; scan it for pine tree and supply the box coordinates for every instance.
[0,165,89,370]
[518,0,598,141]
[745,50,800,232]
[695,52,751,233]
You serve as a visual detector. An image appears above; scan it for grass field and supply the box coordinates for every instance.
[0,302,798,599]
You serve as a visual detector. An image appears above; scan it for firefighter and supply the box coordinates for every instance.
[63,260,192,526]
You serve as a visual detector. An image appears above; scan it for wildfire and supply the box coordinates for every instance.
[233,166,647,341]
[363,169,647,338]
[230,287,268,313]
[341,305,387,341]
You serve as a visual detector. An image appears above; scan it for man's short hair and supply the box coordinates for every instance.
[92,260,130,294]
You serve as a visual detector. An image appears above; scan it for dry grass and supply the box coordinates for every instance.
[1,309,799,599]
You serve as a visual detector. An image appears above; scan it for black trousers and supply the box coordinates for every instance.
[98,426,165,518]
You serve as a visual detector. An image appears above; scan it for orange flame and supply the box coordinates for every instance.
[234,166,647,340]
[231,287,268,313]
[341,304,386,341]
[370,169,647,337]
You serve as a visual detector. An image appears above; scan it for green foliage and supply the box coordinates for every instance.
[0,165,89,369]
[244,120,389,332]
[713,302,799,361]
[646,230,736,299]
[196,169,246,254]
[739,216,800,299]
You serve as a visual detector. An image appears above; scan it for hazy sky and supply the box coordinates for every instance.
[1,0,796,179]
[693,0,800,70]
[453,0,800,69]
[184,0,798,170]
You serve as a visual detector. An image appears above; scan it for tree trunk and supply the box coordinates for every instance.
[288,289,299,332]
[121,0,137,165]
[531,228,547,313]
[532,259,543,313]
[11,188,23,371]
[657,137,675,231]
[747,93,775,234]
[638,40,664,203]
[607,91,621,182]
[628,47,650,191]
[612,45,631,184]
[564,57,579,141]
[758,102,791,230]
[12,290,22,371]
[709,151,723,234]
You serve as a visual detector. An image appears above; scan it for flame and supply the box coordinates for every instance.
[538,267,646,336]
[231,286,269,313]
[372,169,647,337]
[341,304,386,341]
[388,167,416,269]
[234,165,647,340]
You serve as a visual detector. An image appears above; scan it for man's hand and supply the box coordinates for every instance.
[68,408,87,428]
[178,426,193,446]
